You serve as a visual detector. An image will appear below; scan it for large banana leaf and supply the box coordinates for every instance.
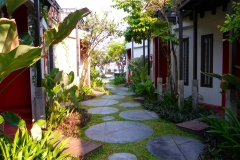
[44,8,90,50]
[5,0,28,16]
[0,18,18,53]
[1,112,26,128]
[0,45,42,83]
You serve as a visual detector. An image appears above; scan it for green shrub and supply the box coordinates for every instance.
[0,116,71,159]
[56,108,91,137]
[159,91,178,108]
[113,76,126,85]
[201,108,240,159]
[135,80,157,100]
[143,99,211,123]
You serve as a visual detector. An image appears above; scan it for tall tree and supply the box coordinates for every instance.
[113,0,179,95]
[107,41,126,74]
[79,10,121,88]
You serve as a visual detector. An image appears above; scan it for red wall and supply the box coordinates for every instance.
[154,38,159,88]
[161,42,168,84]
[0,5,31,119]
[222,32,240,107]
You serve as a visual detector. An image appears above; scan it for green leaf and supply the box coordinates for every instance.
[0,0,6,12]
[33,119,46,127]
[220,80,228,90]
[53,85,61,94]
[44,8,90,50]
[236,65,240,69]
[18,32,33,45]
[0,18,18,53]
[68,71,74,84]
[53,70,63,83]
[0,45,42,83]
[1,112,26,127]
[223,74,240,86]
[201,72,222,80]
[6,0,28,16]
[63,85,78,95]
[0,115,4,124]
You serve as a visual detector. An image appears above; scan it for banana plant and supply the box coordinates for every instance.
[202,66,240,91]
[0,1,90,84]
[42,68,82,107]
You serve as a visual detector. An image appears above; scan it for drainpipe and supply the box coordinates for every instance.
[34,0,42,87]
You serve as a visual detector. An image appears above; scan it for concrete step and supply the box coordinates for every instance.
[176,112,224,135]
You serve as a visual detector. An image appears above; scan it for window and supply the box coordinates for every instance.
[201,34,213,87]
[183,38,189,85]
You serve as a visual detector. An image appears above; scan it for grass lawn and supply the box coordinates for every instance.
[78,85,200,160]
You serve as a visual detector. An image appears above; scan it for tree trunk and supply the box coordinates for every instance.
[79,54,90,89]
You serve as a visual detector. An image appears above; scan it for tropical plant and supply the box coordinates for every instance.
[42,68,82,107]
[135,80,157,100]
[143,99,211,123]
[90,68,104,91]
[55,107,91,138]
[113,76,126,85]
[128,56,149,92]
[202,67,240,91]
[42,68,82,128]
[0,3,90,86]
[0,118,71,159]
[201,108,240,159]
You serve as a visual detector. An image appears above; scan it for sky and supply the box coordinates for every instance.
[57,0,127,23]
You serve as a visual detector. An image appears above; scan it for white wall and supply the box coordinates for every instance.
[174,5,230,106]
[53,28,83,85]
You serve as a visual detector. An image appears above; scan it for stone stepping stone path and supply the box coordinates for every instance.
[108,153,137,160]
[101,95,126,100]
[116,91,135,96]
[111,87,129,91]
[85,121,153,143]
[80,99,118,107]
[88,107,119,115]
[102,116,115,121]
[146,136,205,160]
[119,102,141,108]
[120,110,159,120]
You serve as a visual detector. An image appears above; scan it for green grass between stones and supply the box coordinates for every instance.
[79,85,200,160]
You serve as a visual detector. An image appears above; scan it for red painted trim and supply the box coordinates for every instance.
[154,37,159,88]
[222,32,229,106]
[161,42,168,84]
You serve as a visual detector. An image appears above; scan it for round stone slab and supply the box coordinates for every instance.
[147,136,205,160]
[85,121,153,143]
[111,87,129,91]
[116,92,135,96]
[108,153,137,160]
[120,110,159,120]
[102,95,126,100]
[119,102,141,108]
[80,99,118,107]
[88,107,119,115]
[103,116,115,121]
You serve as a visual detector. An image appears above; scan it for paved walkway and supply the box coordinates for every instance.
[80,80,205,160]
